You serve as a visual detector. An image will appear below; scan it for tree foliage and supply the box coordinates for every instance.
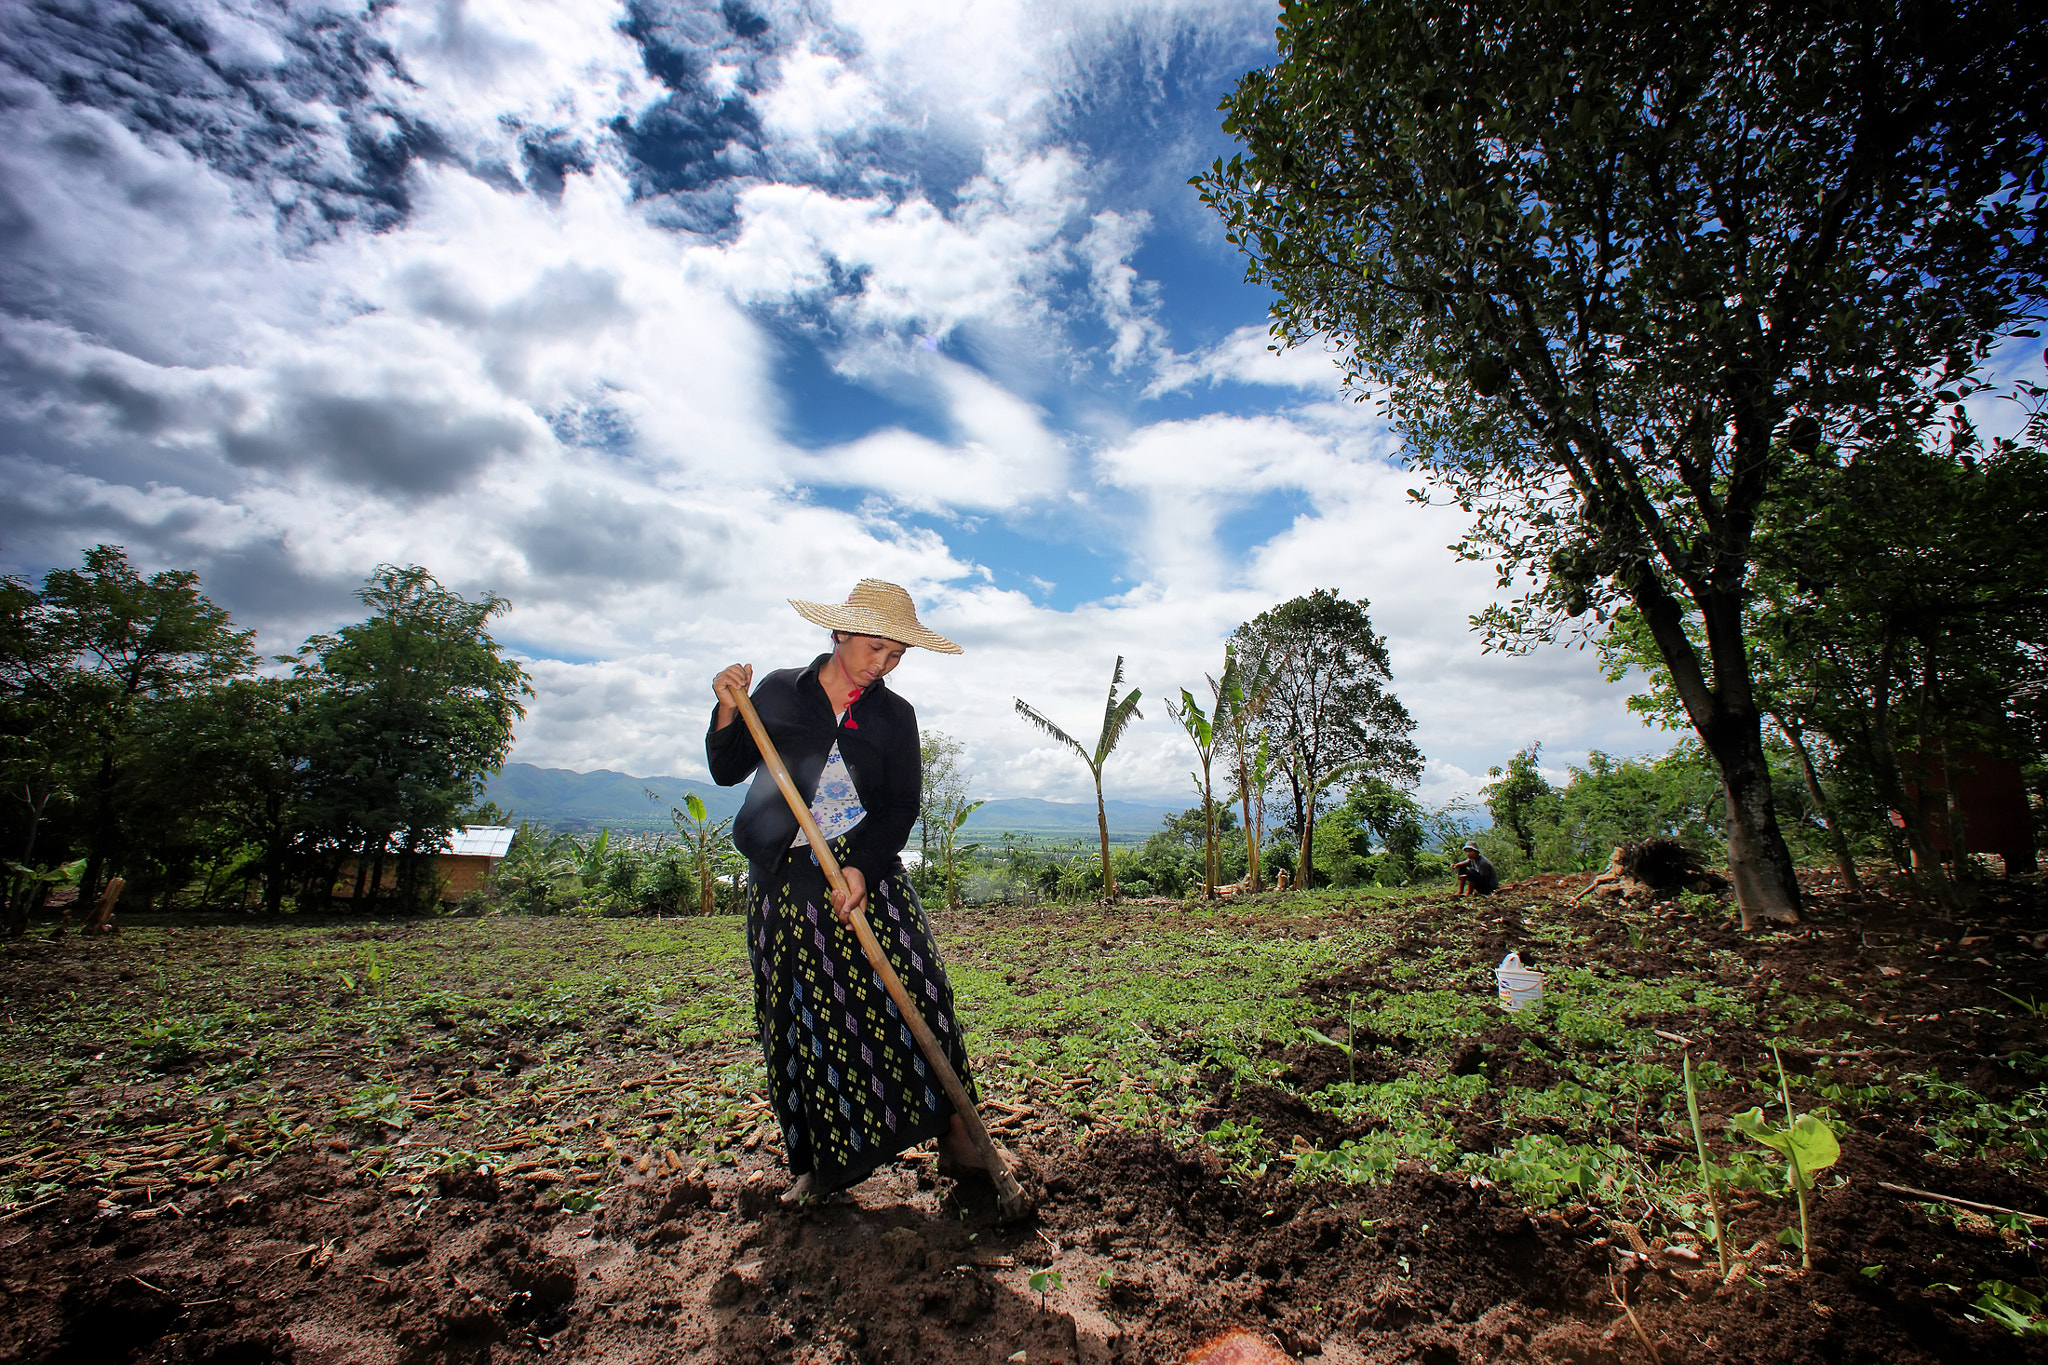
[1470,743,1742,879]
[0,549,530,927]
[292,566,531,910]
[915,731,984,909]
[1232,590,1421,889]
[2,547,255,923]
[1200,0,2048,925]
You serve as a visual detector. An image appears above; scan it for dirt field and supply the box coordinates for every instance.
[2,872,2045,1363]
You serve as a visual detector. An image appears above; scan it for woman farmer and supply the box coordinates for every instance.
[708,579,985,1201]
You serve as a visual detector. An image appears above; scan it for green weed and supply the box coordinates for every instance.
[1683,1051,1731,1274]
[1993,989,2048,1020]
[1973,1280,2048,1337]
[1468,1134,1635,1206]
[1203,1119,1271,1179]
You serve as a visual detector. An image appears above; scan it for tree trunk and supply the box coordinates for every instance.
[6,786,51,938]
[76,748,121,912]
[696,833,715,916]
[1775,716,1861,894]
[1237,754,1262,893]
[349,840,370,905]
[1290,762,1313,892]
[1916,641,1973,890]
[1094,771,1115,900]
[262,840,286,916]
[1708,724,1804,929]
[1200,761,1217,899]
[1630,569,1801,926]
[261,791,287,916]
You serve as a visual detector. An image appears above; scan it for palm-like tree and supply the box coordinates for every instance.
[1215,642,1280,891]
[1014,657,1144,900]
[1166,688,1220,899]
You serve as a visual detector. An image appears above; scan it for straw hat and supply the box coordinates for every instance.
[789,579,962,654]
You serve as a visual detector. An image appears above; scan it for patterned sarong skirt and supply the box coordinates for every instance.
[748,840,978,1193]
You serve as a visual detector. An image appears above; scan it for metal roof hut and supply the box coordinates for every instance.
[438,826,517,900]
[335,826,518,905]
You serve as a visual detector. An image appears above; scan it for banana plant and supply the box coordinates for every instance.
[1682,1051,1732,1274]
[490,823,577,913]
[655,789,734,916]
[1166,688,1221,898]
[1215,643,1279,891]
[938,796,984,910]
[1015,657,1144,900]
[567,828,612,886]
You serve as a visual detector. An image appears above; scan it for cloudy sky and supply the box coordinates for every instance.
[0,0,1709,809]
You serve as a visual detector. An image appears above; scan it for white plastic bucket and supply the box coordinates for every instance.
[1495,951,1544,1013]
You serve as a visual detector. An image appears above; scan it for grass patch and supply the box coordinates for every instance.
[3,887,2042,1258]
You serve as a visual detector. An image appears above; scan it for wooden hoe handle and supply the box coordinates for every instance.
[716,683,1028,1218]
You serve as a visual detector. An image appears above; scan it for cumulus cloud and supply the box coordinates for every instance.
[0,0,1660,812]
[699,145,1083,340]
[1148,324,1353,397]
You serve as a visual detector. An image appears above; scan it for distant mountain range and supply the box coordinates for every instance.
[483,764,739,832]
[482,763,1180,841]
[958,797,1182,843]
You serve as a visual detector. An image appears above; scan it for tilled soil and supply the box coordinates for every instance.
[4,873,2047,1364]
[6,1125,2042,1364]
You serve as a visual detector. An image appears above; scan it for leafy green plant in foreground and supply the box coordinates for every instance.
[1301,992,1360,1086]
[1730,1046,1842,1270]
[1974,1280,2048,1338]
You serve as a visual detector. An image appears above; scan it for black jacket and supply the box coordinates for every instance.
[705,654,922,888]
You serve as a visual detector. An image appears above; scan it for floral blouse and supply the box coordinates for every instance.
[792,733,867,845]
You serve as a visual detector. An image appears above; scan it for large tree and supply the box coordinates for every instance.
[33,546,256,909]
[1200,0,2048,925]
[295,566,531,910]
[0,575,83,934]
[1604,425,2048,909]
[1234,590,1421,889]
[149,675,319,916]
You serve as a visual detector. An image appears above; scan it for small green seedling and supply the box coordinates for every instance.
[1097,1269,1114,1290]
[1028,1268,1064,1310]
[1303,994,1363,1086]
[1993,988,2048,1020]
[1682,1052,1731,1274]
[1730,1046,1842,1269]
